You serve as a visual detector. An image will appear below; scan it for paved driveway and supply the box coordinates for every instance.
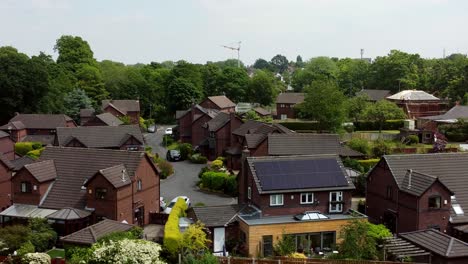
[144,126,237,206]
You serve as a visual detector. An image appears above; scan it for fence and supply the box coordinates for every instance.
[217,257,423,264]
[149,212,169,225]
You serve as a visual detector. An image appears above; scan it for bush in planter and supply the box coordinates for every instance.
[190,154,208,164]
[178,143,193,160]
[198,166,210,178]
[210,159,223,171]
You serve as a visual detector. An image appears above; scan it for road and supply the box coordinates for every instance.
[144,126,237,206]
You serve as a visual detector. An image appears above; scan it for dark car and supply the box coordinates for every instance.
[166,149,182,161]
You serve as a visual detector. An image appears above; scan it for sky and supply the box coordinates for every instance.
[1,0,467,65]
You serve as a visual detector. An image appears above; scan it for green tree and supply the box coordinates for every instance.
[28,218,57,252]
[346,94,371,122]
[297,80,346,132]
[180,222,211,255]
[75,64,108,104]
[0,225,31,253]
[247,70,276,105]
[217,67,249,102]
[296,55,304,68]
[273,233,296,256]
[253,58,272,70]
[54,35,95,71]
[202,63,222,96]
[63,88,94,123]
[291,56,338,92]
[362,100,406,133]
[338,220,385,260]
[270,54,289,73]
[337,58,370,96]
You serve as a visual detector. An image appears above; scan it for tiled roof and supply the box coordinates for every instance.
[357,89,391,101]
[80,109,95,118]
[400,170,452,197]
[93,164,132,189]
[23,160,57,183]
[207,96,236,108]
[47,208,91,220]
[253,107,271,116]
[245,134,267,148]
[339,146,365,157]
[276,93,305,104]
[387,90,440,101]
[56,125,143,149]
[61,219,134,245]
[232,121,292,137]
[0,114,73,130]
[420,105,468,121]
[10,156,35,171]
[38,147,148,210]
[382,153,468,222]
[102,99,140,114]
[268,134,342,156]
[189,204,243,227]
[232,120,264,136]
[400,229,468,258]
[205,112,230,132]
[247,155,354,193]
[94,113,124,126]
[176,110,189,120]
[0,154,14,170]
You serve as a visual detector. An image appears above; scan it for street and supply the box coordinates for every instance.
[144,126,237,206]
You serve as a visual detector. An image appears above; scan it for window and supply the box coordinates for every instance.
[247,187,252,200]
[281,114,287,120]
[280,104,285,108]
[95,188,107,199]
[429,196,441,209]
[262,235,273,257]
[127,146,139,151]
[386,186,393,200]
[20,182,32,193]
[301,193,314,204]
[137,180,142,191]
[329,191,343,213]
[270,194,284,206]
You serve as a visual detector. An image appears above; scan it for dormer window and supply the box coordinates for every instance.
[429,195,441,209]
[21,182,32,193]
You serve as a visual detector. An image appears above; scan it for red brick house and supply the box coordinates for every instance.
[366,153,468,239]
[199,95,236,113]
[418,104,468,132]
[235,154,363,257]
[275,93,304,119]
[386,90,448,119]
[176,104,220,145]
[55,125,144,151]
[0,156,34,211]
[0,147,160,233]
[0,114,76,145]
[102,99,140,124]
[0,131,15,160]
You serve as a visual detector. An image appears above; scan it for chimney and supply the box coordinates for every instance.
[121,169,127,183]
[407,169,413,188]
[239,146,251,205]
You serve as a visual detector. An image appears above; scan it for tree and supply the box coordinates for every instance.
[217,67,249,102]
[362,100,406,133]
[247,70,276,105]
[270,54,288,73]
[180,222,211,255]
[273,234,296,256]
[291,57,338,92]
[87,239,166,264]
[338,220,389,260]
[63,89,93,123]
[297,80,347,132]
[253,58,271,70]
[202,64,222,96]
[28,218,57,252]
[346,94,371,122]
[0,225,31,254]
[337,58,370,96]
[296,55,304,68]
[54,35,95,71]
[75,64,108,104]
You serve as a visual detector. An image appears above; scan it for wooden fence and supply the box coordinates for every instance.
[217,257,423,264]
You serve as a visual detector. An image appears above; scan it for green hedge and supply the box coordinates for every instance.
[190,154,208,164]
[278,122,322,131]
[357,159,380,171]
[354,120,404,131]
[15,142,42,156]
[178,143,193,160]
[26,148,44,160]
[163,198,188,256]
[200,171,237,196]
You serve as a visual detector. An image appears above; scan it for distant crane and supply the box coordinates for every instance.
[221,41,241,67]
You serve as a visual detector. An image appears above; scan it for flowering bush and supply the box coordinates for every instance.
[88,239,166,264]
[22,252,51,264]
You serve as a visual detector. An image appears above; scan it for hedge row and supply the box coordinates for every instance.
[200,171,237,195]
[15,142,42,156]
[163,198,188,256]
[357,159,380,171]
[278,122,321,131]
[354,120,405,131]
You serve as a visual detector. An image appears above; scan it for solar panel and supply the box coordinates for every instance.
[254,158,348,191]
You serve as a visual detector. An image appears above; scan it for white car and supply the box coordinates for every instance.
[163,196,191,214]
[165,127,173,135]
[159,197,167,211]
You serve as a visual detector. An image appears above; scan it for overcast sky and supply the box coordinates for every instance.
[1,0,467,65]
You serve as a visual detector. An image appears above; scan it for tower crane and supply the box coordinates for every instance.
[221,41,241,68]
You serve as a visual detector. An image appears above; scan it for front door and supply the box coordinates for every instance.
[213,227,226,253]
[134,206,144,226]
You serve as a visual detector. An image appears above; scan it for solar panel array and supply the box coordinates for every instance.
[253,158,348,191]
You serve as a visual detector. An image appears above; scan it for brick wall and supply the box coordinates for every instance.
[0,137,15,160]
[12,169,52,205]
[0,164,11,210]
[276,103,297,119]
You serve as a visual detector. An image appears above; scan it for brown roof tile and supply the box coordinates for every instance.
[1,114,74,130]
[205,112,230,132]
[24,160,57,183]
[189,204,243,227]
[56,125,143,149]
[102,100,140,114]
[38,147,149,210]
[0,154,14,170]
[276,93,305,104]
[80,109,95,118]
[93,164,132,189]
[10,156,35,171]
[61,219,134,245]
[268,134,342,156]
[94,113,124,126]
[207,96,236,108]
[400,229,468,258]
[47,208,91,220]
[357,89,391,101]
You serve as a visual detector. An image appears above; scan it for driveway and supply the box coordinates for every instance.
[144,126,237,207]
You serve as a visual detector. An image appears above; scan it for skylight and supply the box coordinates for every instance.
[294,211,329,221]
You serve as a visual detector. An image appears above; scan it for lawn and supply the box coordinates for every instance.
[47,248,65,259]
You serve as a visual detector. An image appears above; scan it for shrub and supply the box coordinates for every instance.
[178,143,193,160]
[31,142,43,150]
[88,239,165,264]
[274,234,296,256]
[119,115,131,125]
[198,166,211,178]
[347,138,371,156]
[371,140,393,157]
[15,142,35,156]
[289,252,307,259]
[163,135,175,146]
[97,226,143,243]
[342,157,364,173]
[156,159,174,179]
[22,252,51,264]
[0,225,31,253]
[406,135,419,145]
[354,120,404,131]
[224,175,237,195]
[139,117,148,131]
[357,159,380,171]
[210,159,223,171]
[28,218,57,252]
[183,253,218,264]
[26,148,44,160]
[17,241,35,257]
[190,154,208,164]
[164,198,188,257]
[215,156,226,164]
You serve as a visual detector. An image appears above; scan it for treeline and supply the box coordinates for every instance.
[1,35,468,124]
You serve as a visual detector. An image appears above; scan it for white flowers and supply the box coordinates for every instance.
[22,253,51,264]
[88,238,166,264]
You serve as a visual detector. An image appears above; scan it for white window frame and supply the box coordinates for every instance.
[300,192,314,204]
[247,186,252,200]
[329,191,343,213]
[270,194,284,206]
[281,114,287,120]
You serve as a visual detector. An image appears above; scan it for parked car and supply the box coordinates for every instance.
[163,196,191,214]
[166,149,182,161]
[147,125,156,133]
[160,197,167,211]
[165,127,173,135]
